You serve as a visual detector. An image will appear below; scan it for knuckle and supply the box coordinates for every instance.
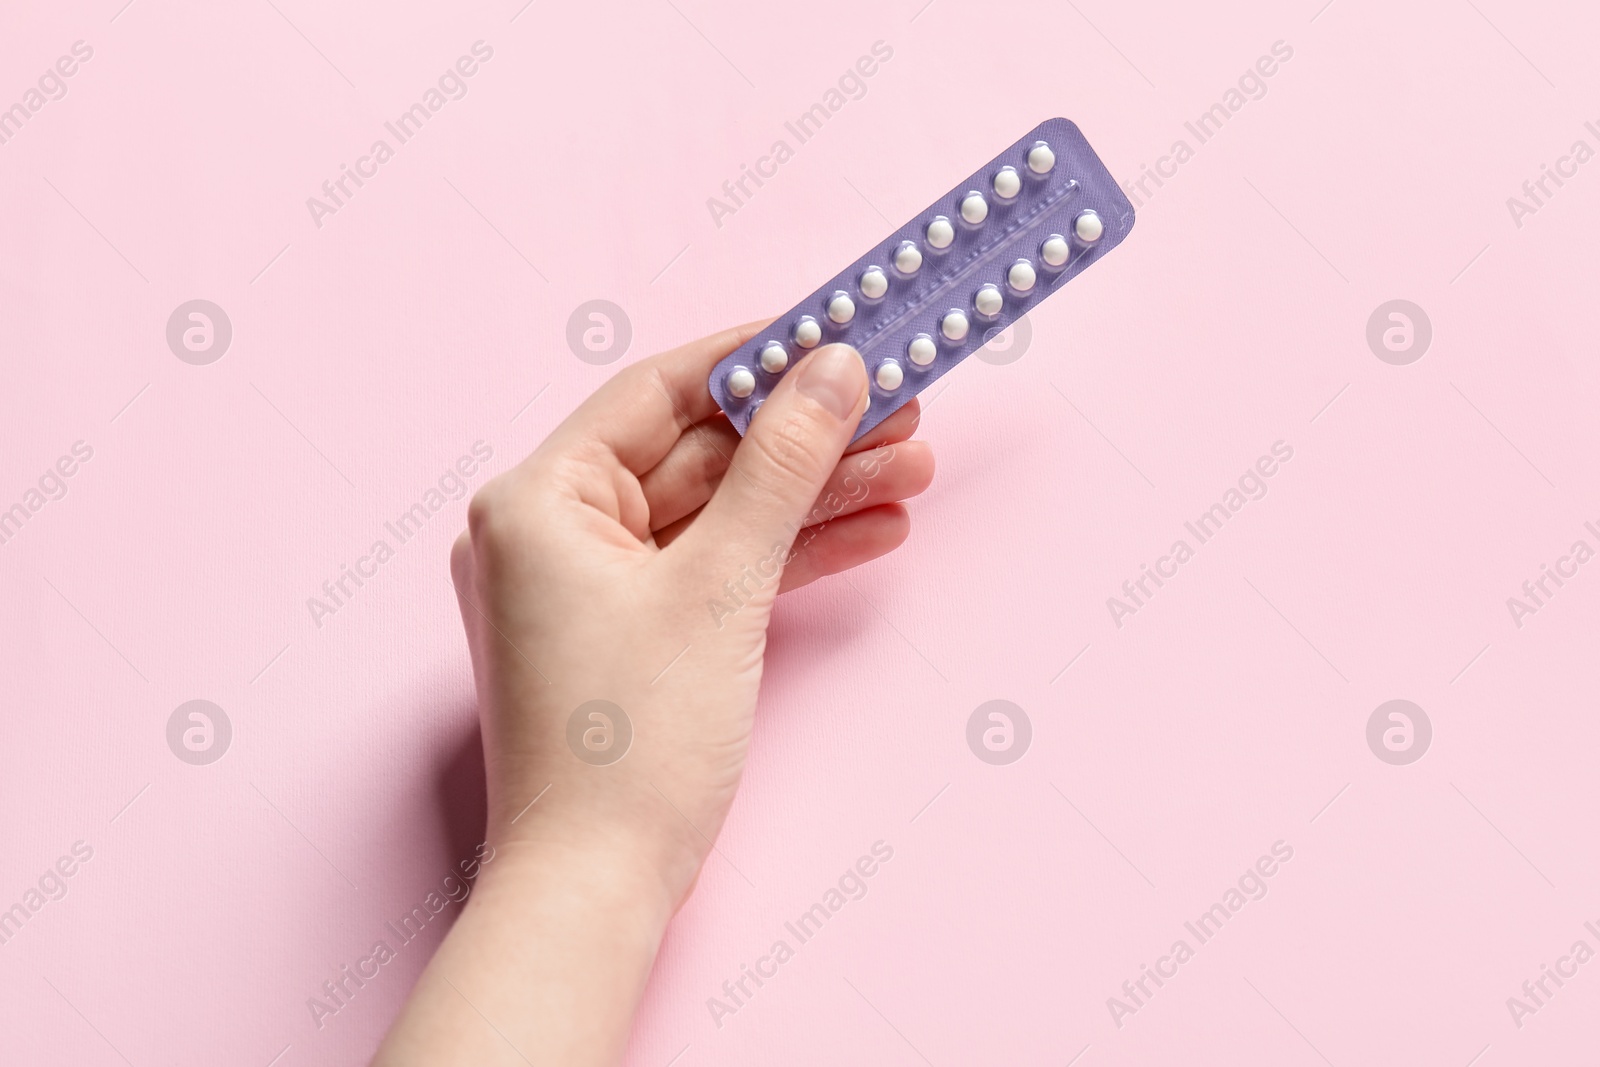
[465,483,499,542]
[747,413,829,492]
[465,477,525,553]
[449,530,474,587]
[692,429,731,494]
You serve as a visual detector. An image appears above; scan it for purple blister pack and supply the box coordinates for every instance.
[707,117,1136,441]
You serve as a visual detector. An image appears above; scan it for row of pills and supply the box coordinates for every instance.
[708,119,1136,441]
[808,212,1101,335]
[939,143,1054,235]
[724,212,1104,400]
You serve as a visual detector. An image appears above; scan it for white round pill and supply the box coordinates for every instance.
[1074,210,1104,243]
[941,309,970,342]
[759,342,788,374]
[860,266,888,300]
[894,241,923,274]
[974,283,1003,317]
[926,216,954,249]
[907,334,937,366]
[726,367,756,399]
[827,291,856,324]
[960,192,988,224]
[875,360,904,391]
[1007,259,1037,292]
[993,166,1021,199]
[1040,233,1070,268]
[794,316,822,348]
[1028,141,1056,174]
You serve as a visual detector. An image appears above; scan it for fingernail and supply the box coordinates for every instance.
[796,344,865,420]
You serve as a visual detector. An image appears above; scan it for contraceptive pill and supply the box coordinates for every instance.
[974,284,1003,318]
[726,367,756,398]
[709,118,1136,441]
[993,166,1021,199]
[828,292,856,324]
[759,342,788,373]
[941,309,970,342]
[1040,234,1070,267]
[1008,259,1037,292]
[893,240,923,274]
[1075,210,1104,243]
[875,360,904,391]
[860,267,889,299]
[794,316,822,348]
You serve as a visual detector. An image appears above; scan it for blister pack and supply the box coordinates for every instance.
[707,117,1135,440]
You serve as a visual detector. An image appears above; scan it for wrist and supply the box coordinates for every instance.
[382,819,681,1066]
[472,833,679,946]
[482,777,710,914]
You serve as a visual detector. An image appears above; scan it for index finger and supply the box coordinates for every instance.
[545,317,773,475]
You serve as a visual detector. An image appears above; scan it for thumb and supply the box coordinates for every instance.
[686,342,869,566]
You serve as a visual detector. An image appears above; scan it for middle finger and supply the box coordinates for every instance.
[639,398,922,533]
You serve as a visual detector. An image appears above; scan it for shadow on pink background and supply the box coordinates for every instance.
[2,0,1597,1063]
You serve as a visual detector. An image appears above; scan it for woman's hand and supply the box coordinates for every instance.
[375,321,933,1066]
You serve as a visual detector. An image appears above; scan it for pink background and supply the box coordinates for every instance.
[3,0,1598,1063]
